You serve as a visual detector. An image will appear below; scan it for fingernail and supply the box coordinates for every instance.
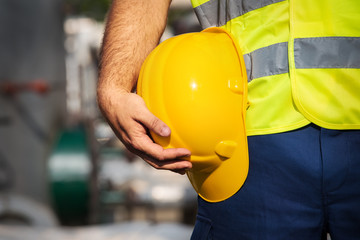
[160,127,170,136]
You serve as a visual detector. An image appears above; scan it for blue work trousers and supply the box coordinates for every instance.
[191,124,360,240]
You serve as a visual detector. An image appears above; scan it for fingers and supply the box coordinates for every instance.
[126,146,192,174]
[98,91,192,172]
[135,103,171,137]
[129,98,192,170]
[126,133,192,171]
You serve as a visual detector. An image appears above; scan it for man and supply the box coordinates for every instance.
[98,0,360,239]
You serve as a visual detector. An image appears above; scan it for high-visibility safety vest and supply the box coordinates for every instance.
[191,0,360,136]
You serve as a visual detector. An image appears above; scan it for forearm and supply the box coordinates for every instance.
[98,0,171,94]
[96,0,191,173]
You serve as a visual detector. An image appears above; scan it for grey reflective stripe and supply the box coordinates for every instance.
[244,42,288,81]
[294,37,360,69]
[245,37,360,82]
[194,0,285,28]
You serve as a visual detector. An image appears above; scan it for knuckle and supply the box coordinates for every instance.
[150,117,161,129]
[156,154,165,161]
[147,160,163,170]
[131,140,142,151]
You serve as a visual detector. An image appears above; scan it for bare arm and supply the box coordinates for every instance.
[97,0,192,174]
[99,0,169,91]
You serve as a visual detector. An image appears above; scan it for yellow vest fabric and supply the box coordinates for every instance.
[191,0,360,135]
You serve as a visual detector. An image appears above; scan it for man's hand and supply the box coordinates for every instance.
[97,87,192,174]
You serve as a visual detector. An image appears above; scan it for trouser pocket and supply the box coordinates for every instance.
[190,215,212,240]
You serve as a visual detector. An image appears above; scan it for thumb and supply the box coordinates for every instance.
[137,108,171,137]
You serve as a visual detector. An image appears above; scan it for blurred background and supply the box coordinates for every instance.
[0,0,201,239]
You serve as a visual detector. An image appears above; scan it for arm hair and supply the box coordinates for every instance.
[98,0,172,93]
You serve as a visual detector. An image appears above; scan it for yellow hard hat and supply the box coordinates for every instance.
[137,27,248,202]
